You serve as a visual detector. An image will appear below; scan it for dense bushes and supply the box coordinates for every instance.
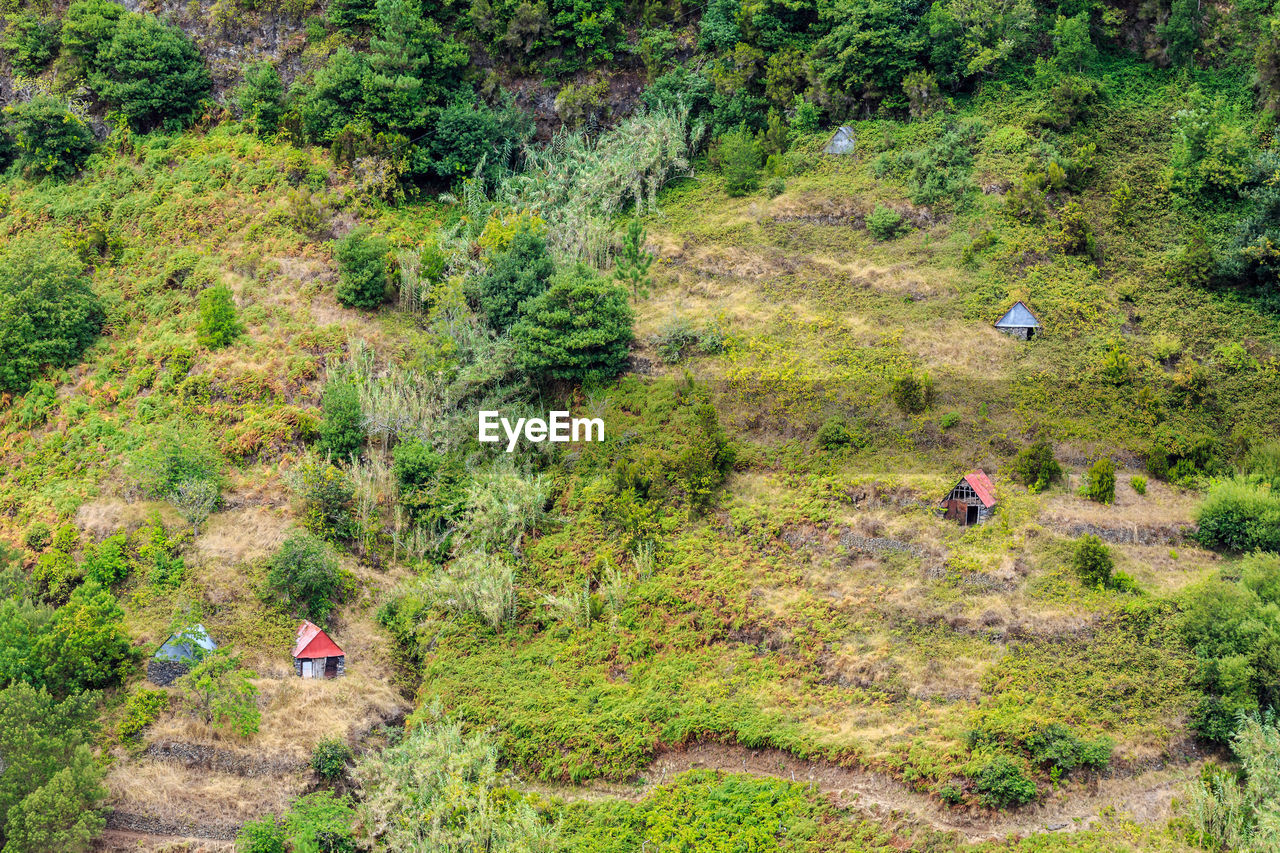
[1196,479,1280,553]
[319,379,365,460]
[1083,457,1115,504]
[1180,554,1280,741]
[335,227,391,309]
[4,97,97,178]
[510,265,634,386]
[475,225,555,333]
[1012,441,1062,492]
[0,235,103,394]
[77,7,211,131]
[195,285,244,349]
[266,533,348,623]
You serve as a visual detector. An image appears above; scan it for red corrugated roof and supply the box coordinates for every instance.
[963,469,997,508]
[292,620,343,659]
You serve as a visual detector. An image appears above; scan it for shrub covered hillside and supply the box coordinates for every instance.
[0,0,1279,851]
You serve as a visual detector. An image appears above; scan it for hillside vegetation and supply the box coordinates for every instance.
[0,0,1278,851]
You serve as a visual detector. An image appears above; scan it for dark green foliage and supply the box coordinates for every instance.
[327,0,377,30]
[510,265,634,386]
[294,49,367,144]
[311,737,353,781]
[476,226,555,333]
[1012,441,1062,492]
[426,95,531,181]
[81,535,128,587]
[1180,555,1280,741]
[715,127,761,197]
[319,379,365,460]
[237,816,287,853]
[37,581,134,692]
[812,0,926,110]
[24,523,51,552]
[266,533,346,624]
[1168,92,1253,199]
[363,0,468,133]
[877,120,982,208]
[1073,535,1114,589]
[972,755,1037,807]
[90,12,211,131]
[391,440,467,530]
[236,62,285,136]
[1083,457,1115,504]
[0,234,102,394]
[0,684,102,850]
[890,370,933,415]
[61,0,123,70]
[815,415,862,450]
[3,14,59,75]
[1170,226,1215,287]
[614,218,654,300]
[1195,479,1280,553]
[1159,0,1201,66]
[335,226,390,309]
[281,791,356,853]
[196,285,244,349]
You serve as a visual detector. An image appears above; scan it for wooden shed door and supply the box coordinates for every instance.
[324,658,338,678]
[301,660,313,678]
[966,505,979,526]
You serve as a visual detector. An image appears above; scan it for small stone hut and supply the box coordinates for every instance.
[292,620,345,679]
[147,624,216,686]
[994,301,1041,340]
[940,469,997,527]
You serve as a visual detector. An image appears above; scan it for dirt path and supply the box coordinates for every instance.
[522,742,1199,844]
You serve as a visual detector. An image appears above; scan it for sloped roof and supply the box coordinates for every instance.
[994,301,1040,329]
[824,126,856,155]
[961,469,998,508]
[153,623,216,663]
[292,620,343,659]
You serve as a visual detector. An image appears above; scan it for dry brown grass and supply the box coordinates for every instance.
[105,761,305,824]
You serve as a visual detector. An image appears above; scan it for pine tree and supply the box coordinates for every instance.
[614,219,654,300]
[196,285,244,349]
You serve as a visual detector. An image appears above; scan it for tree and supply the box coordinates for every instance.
[293,49,368,144]
[171,478,220,535]
[391,439,467,530]
[476,225,555,333]
[266,533,345,623]
[178,649,259,737]
[813,0,927,109]
[334,227,390,309]
[236,62,284,136]
[1073,535,1114,588]
[0,234,102,394]
[0,598,54,688]
[362,0,468,133]
[61,0,124,72]
[35,581,134,692]
[716,127,761,197]
[614,219,654,300]
[510,265,634,386]
[1051,12,1096,73]
[196,285,244,349]
[1012,440,1062,492]
[2,15,59,76]
[0,683,97,833]
[1,745,106,853]
[1159,0,1201,66]
[1083,457,1116,504]
[319,379,364,460]
[133,420,224,499]
[90,12,211,131]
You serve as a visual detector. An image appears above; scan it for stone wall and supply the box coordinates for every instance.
[106,810,241,841]
[144,741,306,776]
[146,658,191,686]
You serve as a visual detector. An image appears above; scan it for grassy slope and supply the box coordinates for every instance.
[0,52,1272,851]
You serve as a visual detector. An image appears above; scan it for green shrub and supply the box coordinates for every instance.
[2,15,59,75]
[1170,226,1215,287]
[334,227,391,309]
[1130,475,1148,496]
[292,458,356,540]
[82,534,128,587]
[972,755,1037,807]
[266,533,346,623]
[1195,479,1280,553]
[310,737,353,781]
[118,689,168,742]
[62,0,123,70]
[132,421,224,499]
[0,233,103,393]
[510,264,634,386]
[476,225,554,333]
[24,522,51,552]
[318,379,364,461]
[281,791,356,853]
[1083,458,1116,504]
[890,370,933,415]
[236,816,286,853]
[653,318,724,364]
[195,285,244,349]
[391,440,467,531]
[1012,441,1062,492]
[235,61,284,136]
[939,412,960,430]
[90,12,211,131]
[1073,535,1114,588]
[866,205,906,240]
[716,127,761,197]
[815,415,859,450]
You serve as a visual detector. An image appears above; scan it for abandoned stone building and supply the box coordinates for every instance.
[994,301,1041,340]
[147,623,216,686]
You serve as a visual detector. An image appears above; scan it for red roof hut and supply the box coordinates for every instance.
[940,469,997,526]
[292,620,345,679]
